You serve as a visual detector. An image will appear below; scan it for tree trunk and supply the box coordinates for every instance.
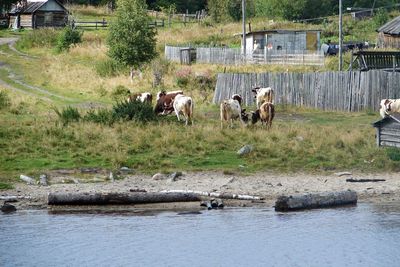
[275,190,357,212]
[48,192,201,205]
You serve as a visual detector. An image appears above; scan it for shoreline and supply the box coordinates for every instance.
[1,171,400,211]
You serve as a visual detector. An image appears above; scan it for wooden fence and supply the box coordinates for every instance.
[213,71,400,112]
[165,45,324,66]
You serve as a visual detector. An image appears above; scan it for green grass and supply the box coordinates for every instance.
[0,182,13,190]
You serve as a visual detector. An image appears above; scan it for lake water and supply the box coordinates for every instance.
[1,202,400,267]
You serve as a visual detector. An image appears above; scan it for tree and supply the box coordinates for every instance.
[1,0,19,15]
[107,0,157,70]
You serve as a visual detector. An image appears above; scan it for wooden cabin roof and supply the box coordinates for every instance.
[378,16,400,36]
[373,113,400,127]
[9,0,67,15]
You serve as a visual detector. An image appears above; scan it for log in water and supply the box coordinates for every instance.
[275,190,357,212]
[48,192,202,205]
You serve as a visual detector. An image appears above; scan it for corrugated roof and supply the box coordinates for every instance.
[378,16,400,35]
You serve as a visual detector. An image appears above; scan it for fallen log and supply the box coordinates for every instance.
[0,196,31,202]
[48,192,201,205]
[275,190,357,212]
[20,175,36,185]
[346,178,386,183]
[160,190,264,200]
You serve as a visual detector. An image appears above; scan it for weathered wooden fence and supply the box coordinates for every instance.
[213,71,400,112]
[165,45,324,66]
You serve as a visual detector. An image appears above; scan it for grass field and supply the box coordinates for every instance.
[0,6,399,188]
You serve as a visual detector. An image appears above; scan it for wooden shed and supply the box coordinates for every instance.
[242,29,321,55]
[377,16,400,49]
[8,0,68,29]
[372,114,400,148]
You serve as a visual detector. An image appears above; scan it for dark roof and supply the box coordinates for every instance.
[378,16,400,35]
[246,29,321,36]
[9,0,67,15]
[372,113,400,127]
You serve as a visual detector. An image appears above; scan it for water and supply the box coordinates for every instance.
[1,203,400,267]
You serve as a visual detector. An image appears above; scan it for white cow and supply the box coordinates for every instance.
[252,87,274,108]
[379,99,400,118]
[220,99,248,129]
[173,94,194,125]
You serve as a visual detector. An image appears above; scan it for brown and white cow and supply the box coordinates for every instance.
[154,90,184,115]
[127,92,152,104]
[379,98,400,118]
[252,87,274,108]
[173,94,194,125]
[220,99,248,129]
[251,102,275,129]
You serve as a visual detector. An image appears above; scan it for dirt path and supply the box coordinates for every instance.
[1,170,399,210]
[0,37,105,108]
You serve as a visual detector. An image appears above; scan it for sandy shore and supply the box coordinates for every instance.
[1,170,400,211]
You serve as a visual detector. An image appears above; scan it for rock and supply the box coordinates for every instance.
[217,199,224,208]
[39,174,48,186]
[80,167,100,174]
[169,172,183,182]
[1,203,16,213]
[119,167,134,174]
[177,211,202,215]
[129,188,147,193]
[296,136,304,142]
[276,183,282,186]
[210,199,218,208]
[20,175,35,185]
[109,172,115,182]
[152,173,166,180]
[237,145,253,156]
[335,172,352,177]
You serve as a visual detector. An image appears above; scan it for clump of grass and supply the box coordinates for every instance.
[386,147,400,161]
[83,108,114,125]
[0,182,13,190]
[95,58,125,77]
[53,106,81,125]
[111,85,130,101]
[16,29,59,51]
[0,90,11,110]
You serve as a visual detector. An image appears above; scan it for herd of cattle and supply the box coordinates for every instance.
[127,87,276,128]
[128,89,399,126]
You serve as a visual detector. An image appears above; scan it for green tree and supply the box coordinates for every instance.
[1,0,18,14]
[107,0,157,70]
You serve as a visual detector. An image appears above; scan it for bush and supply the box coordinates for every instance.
[0,91,11,110]
[95,58,124,77]
[112,100,157,123]
[53,106,81,125]
[15,29,59,50]
[56,27,83,52]
[111,85,130,102]
[83,108,114,125]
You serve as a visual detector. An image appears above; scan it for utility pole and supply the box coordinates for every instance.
[339,0,343,71]
[242,0,246,61]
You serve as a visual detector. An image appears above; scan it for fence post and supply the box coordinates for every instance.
[393,55,396,73]
[95,21,97,29]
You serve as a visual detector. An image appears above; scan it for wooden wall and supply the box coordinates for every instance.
[377,121,400,148]
[213,71,400,112]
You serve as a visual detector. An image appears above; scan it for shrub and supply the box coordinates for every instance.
[111,85,130,102]
[53,106,81,125]
[175,66,193,87]
[83,108,114,125]
[56,27,83,52]
[112,100,157,123]
[16,29,58,50]
[0,90,11,110]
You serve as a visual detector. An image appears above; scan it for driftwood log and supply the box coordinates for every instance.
[160,190,264,200]
[48,192,201,205]
[346,178,386,183]
[275,190,357,212]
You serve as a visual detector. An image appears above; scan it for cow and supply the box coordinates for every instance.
[154,90,184,115]
[173,94,194,125]
[251,87,274,108]
[251,102,275,129]
[127,92,152,104]
[220,99,248,129]
[379,99,400,118]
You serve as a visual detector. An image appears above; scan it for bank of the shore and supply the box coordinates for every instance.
[1,171,399,211]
